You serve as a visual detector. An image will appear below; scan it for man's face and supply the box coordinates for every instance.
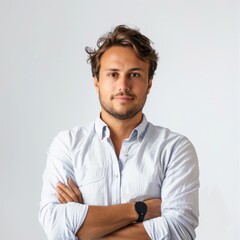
[94,46,152,120]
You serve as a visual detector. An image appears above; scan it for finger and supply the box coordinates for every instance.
[56,186,73,202]
[68,179,83,203]
[56,186,74,202]
[78,191,83,203]
[57,193,67,204]
[56,185,76,202]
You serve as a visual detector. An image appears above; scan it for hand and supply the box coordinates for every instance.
[56,178,83,204]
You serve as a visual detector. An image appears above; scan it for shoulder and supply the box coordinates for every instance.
[147,122,196,153]
[147,122,186,141]
[50,122,95,150]
[147,123,198,171]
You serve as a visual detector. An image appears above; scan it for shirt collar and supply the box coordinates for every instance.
[94,115,109,140]
[129,114,149,142]
[94,114,149,142]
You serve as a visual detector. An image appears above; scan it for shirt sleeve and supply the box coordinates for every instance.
[38,131,89,240]
[143,136,199,240]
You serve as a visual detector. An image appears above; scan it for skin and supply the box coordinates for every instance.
[57,179,161,240]
[56,46,161,240]
[95,46,152,121]
[94,46,152,156]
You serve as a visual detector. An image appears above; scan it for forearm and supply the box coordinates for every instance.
[76,202,137,240]
[56,180,161,240]
[99,223,151,240]
[76,198,161,240]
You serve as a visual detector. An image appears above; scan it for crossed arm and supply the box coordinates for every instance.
[56,179,161,240]
[40,134,199,239]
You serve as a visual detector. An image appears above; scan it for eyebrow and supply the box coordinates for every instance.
[129,68,144,72]
[104,68,144,72]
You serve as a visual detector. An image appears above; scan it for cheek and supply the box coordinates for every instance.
[98,86,113,99]
[100,82,115,94]
[136,85,149,96]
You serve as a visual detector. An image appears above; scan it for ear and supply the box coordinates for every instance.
[147,79,152,94]
[94,77,99,93]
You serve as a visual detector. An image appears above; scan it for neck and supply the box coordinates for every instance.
[100,111,143,156]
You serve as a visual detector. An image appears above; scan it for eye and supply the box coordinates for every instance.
[129,72,141,78]
[107,72,119,78]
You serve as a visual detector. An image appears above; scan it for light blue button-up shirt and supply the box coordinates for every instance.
[39,114,199,239]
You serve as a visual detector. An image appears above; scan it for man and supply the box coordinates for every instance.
[39,25,199,240]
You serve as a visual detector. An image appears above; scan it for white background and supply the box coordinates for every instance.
[0,0,239,239]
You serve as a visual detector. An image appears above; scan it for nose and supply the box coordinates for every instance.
[118,74,130,92]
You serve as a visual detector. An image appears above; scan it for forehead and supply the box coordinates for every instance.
[100,46,149,70]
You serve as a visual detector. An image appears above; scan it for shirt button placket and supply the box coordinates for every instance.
[110,149,121,204]
[107,138,121,204]
[114,167,121,204]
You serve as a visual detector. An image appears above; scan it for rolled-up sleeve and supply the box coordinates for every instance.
[143,137,199,240]
[39,131,88,240]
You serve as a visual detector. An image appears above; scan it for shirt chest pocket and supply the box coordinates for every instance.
[74,167,105,205]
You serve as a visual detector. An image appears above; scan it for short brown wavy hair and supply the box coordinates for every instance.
[85,25,158,81]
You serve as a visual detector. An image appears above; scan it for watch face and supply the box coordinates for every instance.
[136,201,147,214]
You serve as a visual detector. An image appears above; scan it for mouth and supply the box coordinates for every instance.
[113,94,134,103]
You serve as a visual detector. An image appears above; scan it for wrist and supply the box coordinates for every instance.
[129,202,139,222]
[144,198,161,220]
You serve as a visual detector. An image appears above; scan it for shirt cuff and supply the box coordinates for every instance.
[40,202,89,240]
[143,217,169,240]
[66,202,89,237]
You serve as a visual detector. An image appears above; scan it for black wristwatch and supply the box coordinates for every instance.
[134,201,148,222]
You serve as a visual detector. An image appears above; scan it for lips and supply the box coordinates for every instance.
[113,94,134,103]
[115,96,133,99]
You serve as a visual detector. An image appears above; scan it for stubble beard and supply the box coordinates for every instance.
[99,93,147,120]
